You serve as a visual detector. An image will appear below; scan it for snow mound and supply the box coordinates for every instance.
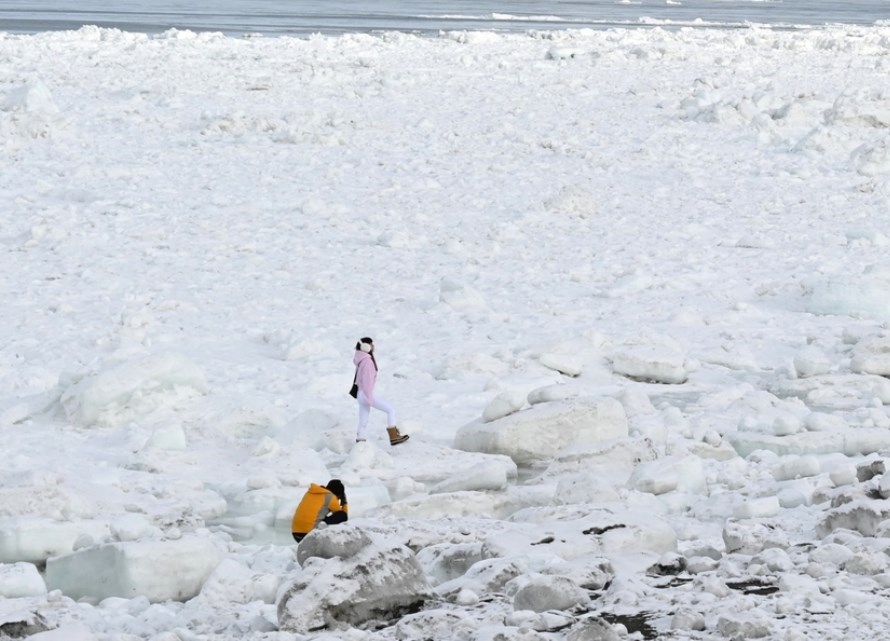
[0,80,63,142]
[60,353,208,427]
[824,92,890,129]
[454,398,628,465]
[543,185,598,218]
[45,537,223,602]
[439,277,487,311]
[278,524,431,631]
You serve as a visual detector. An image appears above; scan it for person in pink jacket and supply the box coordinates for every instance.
[351,337,409,446]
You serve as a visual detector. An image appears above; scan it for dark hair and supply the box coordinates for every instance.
[355,337,374,350]
[326,479,345,499]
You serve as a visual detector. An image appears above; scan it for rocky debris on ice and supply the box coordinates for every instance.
[454,397,628,465]
[490,505,677,560]
[278,524,431,632]
[45,537,222,602]
[818,498,890,537]
[393,609,478,640]
[0,610,51,639]
[375,484,555,521]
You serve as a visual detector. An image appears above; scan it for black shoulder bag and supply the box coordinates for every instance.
[349,368,358,398]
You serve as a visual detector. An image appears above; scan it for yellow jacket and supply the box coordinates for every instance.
[291,483,348,535]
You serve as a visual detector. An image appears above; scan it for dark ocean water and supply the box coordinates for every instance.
[0,0,888,36]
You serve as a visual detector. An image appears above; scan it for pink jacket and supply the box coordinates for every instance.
[353,351,377,404]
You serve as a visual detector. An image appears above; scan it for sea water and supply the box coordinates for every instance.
[0,0,887,36]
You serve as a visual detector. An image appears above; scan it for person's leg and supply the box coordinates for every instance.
[369,395,397,428]
[356,391,372,441]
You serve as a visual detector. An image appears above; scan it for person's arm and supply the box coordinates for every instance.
[356,359,375,404]
[323,494,348,524]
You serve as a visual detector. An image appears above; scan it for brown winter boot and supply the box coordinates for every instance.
[387,426,409,446]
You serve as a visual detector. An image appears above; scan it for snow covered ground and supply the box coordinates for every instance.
[2,21,890,640]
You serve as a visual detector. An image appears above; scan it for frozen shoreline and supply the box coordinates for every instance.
[2,23,890,640]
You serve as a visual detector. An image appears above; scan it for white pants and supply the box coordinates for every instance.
[356,390,397,440]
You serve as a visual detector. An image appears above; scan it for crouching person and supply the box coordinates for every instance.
[291,479,348,543]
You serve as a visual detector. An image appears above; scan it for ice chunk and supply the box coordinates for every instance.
[196,558,279,605]
[45,537,222,602]
[509,574,589,613]
[527,383,579,406]
[454,398,628,465]
[733,496,780,519]
[538,352,583,377]
[818,499,890,537]
[22,625,94,641]
[723,518,789,554]
[278,524,431,632]
[806,270,890,320]
[851,335,890,376]
[0,517,111,563]
[394,610,477,640]
[430,460,511,494]
[0,562,46,597]
[771,456,821,481]
[611,343,687,384]
[627,456,706,495]
[482,390,527,422]
[793,346,832,378]
[415,543,487,586]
